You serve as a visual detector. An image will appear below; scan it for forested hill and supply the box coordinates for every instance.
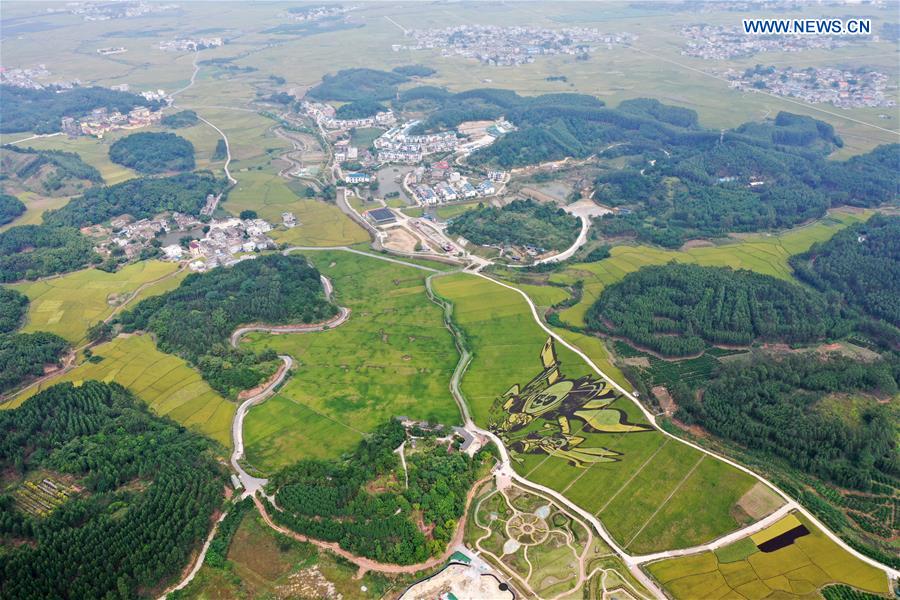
[307,68,408,101]
[267,420,481,564]
[0,84,161,134]
[1,145,103,197]
[43,172,228,228]
[585,263,847,357]
[402,86,897,247]
[446,199,580,252]
[108,131,195,174]
[0,224,97,283]
[791,215,900,331]
[0,194,25,226]
[0,381,224,599]
[674,353,898,494]
[118,254,337,396]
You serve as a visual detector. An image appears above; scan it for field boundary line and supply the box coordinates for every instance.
[625,455,706,550]
[595,438,670,515]
[471,270,899,579]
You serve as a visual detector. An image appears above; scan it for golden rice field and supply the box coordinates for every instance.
[646,513,890,599]
[9,261,185,343]
[4,334,234,447]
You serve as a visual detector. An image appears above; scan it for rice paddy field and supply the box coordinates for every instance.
[432,272,775,554]
[549,210,874,328]
[4,334,234,447]
[239,250,460,473]
[8,261,185,343]
[645,513,890,599]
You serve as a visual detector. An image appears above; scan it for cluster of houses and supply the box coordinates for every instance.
[286,4,350,22]
[374,122,459,164]
[0,65,79,90]
[397,25,636,66]
[93,212,203,261]
[301,101,396,131]
[680,24,851,60]
[92,213,277,271]
[411,162,503,204]
[65,1,178,21]
[61,105,162,138]
[726,65,895,109]
[158,37,224,52]
[177,217,276,272]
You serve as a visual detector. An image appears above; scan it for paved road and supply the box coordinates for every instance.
[228,275,348,495]
[472,270,900,582]
[197,115,236,185]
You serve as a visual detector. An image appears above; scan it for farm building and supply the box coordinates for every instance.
[367,207,397,225]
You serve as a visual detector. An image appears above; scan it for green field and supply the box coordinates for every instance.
[4,334,234,447]
[239,250,460,473]
[224,171,369,247]
[550,210,874,327]
[9,261,184,343]
[432,272,770,553]
[646,513,890,599]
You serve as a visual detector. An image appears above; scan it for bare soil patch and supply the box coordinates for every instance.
[735,481,784,521]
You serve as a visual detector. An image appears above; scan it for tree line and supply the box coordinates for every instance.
[0,381,224,599]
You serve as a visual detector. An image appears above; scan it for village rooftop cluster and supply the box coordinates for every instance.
[286,4,351,22]
[89,212,280,272]
[680,24,851,59]
[61,103,166,138]
[58,1,178,21]
[0,65,79,90]
[396,25,636,66]
[726,65,896,109]
[301,101,396,131]
[159,37,224,52]
[409,162,505,205]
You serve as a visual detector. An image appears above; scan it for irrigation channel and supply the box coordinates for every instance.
[164,247,899,598]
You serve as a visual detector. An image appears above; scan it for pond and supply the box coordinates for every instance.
[376,165,415,205]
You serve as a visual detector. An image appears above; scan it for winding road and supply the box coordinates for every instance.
[164,244,897,598]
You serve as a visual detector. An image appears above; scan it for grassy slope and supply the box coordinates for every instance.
[432,272,765,554]
[240,250,459,473]
[9,261,183,343]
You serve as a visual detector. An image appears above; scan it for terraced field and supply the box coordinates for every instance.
[646,513,890,599]
[239,250,459,473]
[5,334,234,447]
[433,273,774,554]
[9,261,186,343]
[551,210,873,327]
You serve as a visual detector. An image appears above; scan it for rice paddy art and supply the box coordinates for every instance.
[489,337,652,467]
